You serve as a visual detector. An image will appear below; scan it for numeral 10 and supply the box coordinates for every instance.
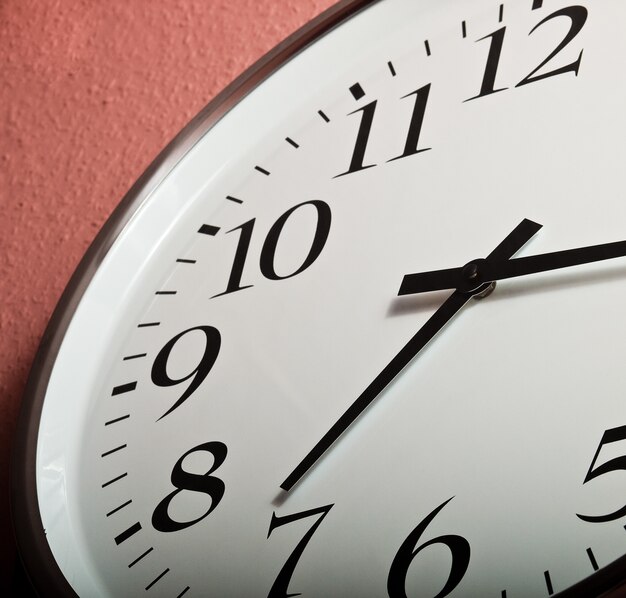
[214,200,332,298]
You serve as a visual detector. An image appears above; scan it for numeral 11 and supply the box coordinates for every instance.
[336,83,432,178]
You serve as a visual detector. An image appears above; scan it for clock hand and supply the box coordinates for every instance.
[399,238,626,296]
[280,218,542,492]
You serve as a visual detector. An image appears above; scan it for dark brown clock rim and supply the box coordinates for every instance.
[10,1,626,596]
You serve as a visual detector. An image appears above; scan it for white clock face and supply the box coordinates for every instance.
[20,0,626,596]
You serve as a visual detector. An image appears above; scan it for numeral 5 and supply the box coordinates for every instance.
[577,425,626,523]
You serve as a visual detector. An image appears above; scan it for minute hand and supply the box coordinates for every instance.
[279,218,541,492]
[399,239,626,296]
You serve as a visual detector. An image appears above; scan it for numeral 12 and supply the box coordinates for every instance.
[467,6,587,101]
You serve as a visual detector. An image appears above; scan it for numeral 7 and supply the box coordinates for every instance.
[267,504,334,597]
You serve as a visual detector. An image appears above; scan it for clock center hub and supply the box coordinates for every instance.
[461,260,496,299]
[462,261,480,281]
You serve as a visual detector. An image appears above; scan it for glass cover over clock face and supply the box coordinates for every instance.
[22,0,626,595]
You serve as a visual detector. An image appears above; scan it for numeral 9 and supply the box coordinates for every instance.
[152,325,221,420]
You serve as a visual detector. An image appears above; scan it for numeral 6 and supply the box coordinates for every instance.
[387,497,470,598]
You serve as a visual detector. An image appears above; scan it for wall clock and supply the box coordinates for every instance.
[12,0,626,595]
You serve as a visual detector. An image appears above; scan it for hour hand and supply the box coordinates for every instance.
[398,218,542,295]
[398,266,462,295]
[399,235,626,296]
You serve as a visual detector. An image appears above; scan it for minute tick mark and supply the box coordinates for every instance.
[255,166,271,176]
[107,499,132,517]
[285,137,300,148]
[137,322,160,328]
[102,472,128,488]
[101,444,127,458]
[129,547,153,568]
[424,39,431,56]
[318,109,330,123]
[145,568,170,591]
[123,353,147,361]
[177,587,191,598]
[544,570,554,595]
[226,195,243,204]
[176,259,197,264]
[462,20,467,38]
[586,547,599,571]
[105,414,130,426]
[387,61,396,76]
[499,4,504,22]
[155,291,177,296]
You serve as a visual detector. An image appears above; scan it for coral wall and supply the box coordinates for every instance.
[0,0,334,590]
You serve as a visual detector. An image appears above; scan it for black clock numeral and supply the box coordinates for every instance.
[517,7,587,87]
[389,84,432,163]
[260,200,332,281]
[466,27,508,101]
[336,83,432,178]
[467,6,587,101]
[216,219,255,297]
[387,497,470,598]
[336,101,378,177]
[152,326,221,420]
[214,200,332,297]
[152,441,227,533]
[577,425,626,523]
[266,504,334,597]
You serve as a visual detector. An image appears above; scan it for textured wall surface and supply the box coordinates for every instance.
[0,0,334,589]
